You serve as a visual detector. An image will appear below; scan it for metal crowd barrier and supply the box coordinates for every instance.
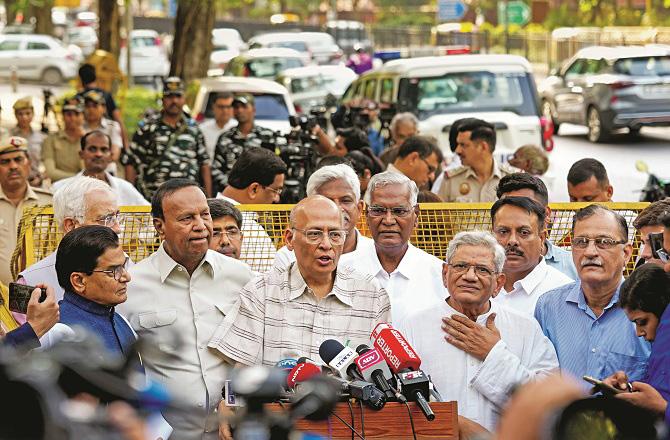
[11,202,649,280]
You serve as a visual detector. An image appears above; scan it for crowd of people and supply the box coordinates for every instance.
[0,69,668,440]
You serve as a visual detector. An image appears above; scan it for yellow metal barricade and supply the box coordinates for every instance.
[12,202,649,279]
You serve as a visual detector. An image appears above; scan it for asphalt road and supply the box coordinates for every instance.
[545,124,670,203]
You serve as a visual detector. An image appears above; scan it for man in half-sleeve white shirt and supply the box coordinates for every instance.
[490,196,572,315]
[396,231,558,432]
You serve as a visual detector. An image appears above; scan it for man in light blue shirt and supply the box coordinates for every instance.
[535,204,650,387]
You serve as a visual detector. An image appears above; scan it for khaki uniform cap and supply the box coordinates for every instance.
[0,136,29,155]
[12,97,33,112]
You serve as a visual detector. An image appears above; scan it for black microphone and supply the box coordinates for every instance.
[328,376,386,411]
[396,369,435,421]
[318,339,362,380]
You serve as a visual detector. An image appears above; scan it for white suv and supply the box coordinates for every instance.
[0,34,79,84]
[340,54,554,161]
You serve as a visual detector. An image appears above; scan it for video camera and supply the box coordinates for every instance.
[41,89,55,134]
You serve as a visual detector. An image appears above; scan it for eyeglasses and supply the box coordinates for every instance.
[367,205,415,218]
[572,236,627,250]
[212,228,242,240]
[264,186,283,196]
[448,262,497,277]
[96,212,122,228]
[292,228,347,245]
[92,257,129,281]
[420,157,437,174]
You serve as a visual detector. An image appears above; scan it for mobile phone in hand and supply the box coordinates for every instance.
[8,283,47,314]
[583,375,626,396]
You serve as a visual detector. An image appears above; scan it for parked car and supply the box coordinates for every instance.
[340,54,553,158]
[325,20,372,55]
[119,29,170,82]
[539,45,670,142]
[276,65,357,113]
[223,48,309,79]
[210,28,246,70]
[65,25,97,57]
[192,76,296,133]
[0,34,79,84]
[249,31,342,65]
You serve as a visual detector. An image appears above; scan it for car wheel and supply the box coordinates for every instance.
[587,106,610,143]
[41,67,63,86]
[542,100,560,135]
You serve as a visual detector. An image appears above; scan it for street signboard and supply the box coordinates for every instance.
[498,1,531,26]
[437,0,468,22]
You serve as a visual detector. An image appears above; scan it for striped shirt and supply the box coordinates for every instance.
[208,262,391,366]
[534,281,651,387]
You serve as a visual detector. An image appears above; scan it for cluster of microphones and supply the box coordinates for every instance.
[279,323,439,421]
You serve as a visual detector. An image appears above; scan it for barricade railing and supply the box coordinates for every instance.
[11,202,648,279]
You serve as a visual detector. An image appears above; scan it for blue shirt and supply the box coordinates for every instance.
[3,323,39,351]
[535,281,650,387]
[544,240,578,280]
[59,291,136,358]
[368,128,385,156]
[644,305,670,425]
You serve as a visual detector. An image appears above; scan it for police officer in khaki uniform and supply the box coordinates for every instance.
[0,137,52,285]
[435,118,518,202]
[11,97,47,187]
[42,97,85,182]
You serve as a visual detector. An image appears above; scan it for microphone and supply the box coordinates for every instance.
[275,358,298,371]
[371,323,435,421]
[318,339,361,380]
[327,376,387,411]
[286,362,322,390]
[355,344,397,401]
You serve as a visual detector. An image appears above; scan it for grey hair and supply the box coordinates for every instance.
[53,176,115,230]
[446,230,506,273]
[363,171,419,206]
[306,164,361,202]
[390,112,419,134]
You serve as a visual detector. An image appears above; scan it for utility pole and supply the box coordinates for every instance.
[504,0,510,54]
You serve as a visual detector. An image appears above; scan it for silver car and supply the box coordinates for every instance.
[539,45,670,142]
[0,34,79,84]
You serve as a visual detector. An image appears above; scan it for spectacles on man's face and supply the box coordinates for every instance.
[367,205,415,218]
[212,227,242,240]
[572,236,627,250]
[292,228,347,245]
[420,157,437,174]
[92,256,130,281]
[264,185,283,196]
[448,262,497,278]
[96,211,122,228]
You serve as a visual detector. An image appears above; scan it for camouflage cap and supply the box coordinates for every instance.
[12,97,33,112]
[82,89,105,105]
[0,136,29,155]
[62,96,84,113]
[163,76,185,96]
[232,93,255,106]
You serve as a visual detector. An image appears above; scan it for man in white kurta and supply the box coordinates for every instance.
[396,231,558,432]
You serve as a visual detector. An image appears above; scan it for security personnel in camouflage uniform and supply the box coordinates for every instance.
[123,77,212,200]
[211,94,276,193]
[0,137,52,285]
[434,118,518,202]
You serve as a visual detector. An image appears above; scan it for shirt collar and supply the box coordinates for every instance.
[508,258,547,296]
[63,290,113,316]
[369,243,420,280]
[545,239,559,261]
[155,243,215,283]
[566,281,622,312]
[287,262,353,307]
[216,193,241,206]
[462,158,503,180]
[0,184,39,203]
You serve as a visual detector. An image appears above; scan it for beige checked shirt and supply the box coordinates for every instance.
[209,262,392,366]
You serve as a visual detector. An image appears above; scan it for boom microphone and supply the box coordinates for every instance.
[355,344,397,401]
[318,339,360,380]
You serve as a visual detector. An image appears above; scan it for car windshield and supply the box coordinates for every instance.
[132,37,157,48]
[204,93,290,121]
[613,56,670,76]
[247,57,304,78]
[267,41,308,52]
[290,75,326,93]
[399,71,538,120]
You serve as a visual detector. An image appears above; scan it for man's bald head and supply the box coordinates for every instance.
[290,195,344,229]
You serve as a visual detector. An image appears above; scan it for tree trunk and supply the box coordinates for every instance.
[98,0,121,59]
[170,0,215,84]
[5,0,17,24]
[30,0,53,35]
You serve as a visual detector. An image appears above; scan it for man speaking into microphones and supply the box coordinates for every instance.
[394,231,559,432]
[208,196,391,366]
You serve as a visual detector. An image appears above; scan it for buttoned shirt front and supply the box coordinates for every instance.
[356,242,446,324]
[493,258,573,316]
[273,228,374,271]
[0,184,52,285]
[397,298,558,431]
[433,159,519,203]
[535,281,651,387]
[53,171,150,206]
[209,262,391,366]
[42,131,83,182]
[200,118,237,162]
[544,239,578,280]
[117,244,253,440]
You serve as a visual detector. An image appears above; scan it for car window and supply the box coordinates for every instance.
[27,41,50,50]
[380,78,394,103]
[204,92,290,121]
[268,41,308,52]
[583,59,604,74]
[246,57,305,78]
[0,40,20,50]
[364,79,377,100]
[564,59,585,76]
[614,56,670,76]
[132,37,157,48]
[400,71,538,119]
[290,75,326,94]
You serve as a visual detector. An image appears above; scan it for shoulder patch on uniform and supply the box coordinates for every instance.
[445,166,468,178]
